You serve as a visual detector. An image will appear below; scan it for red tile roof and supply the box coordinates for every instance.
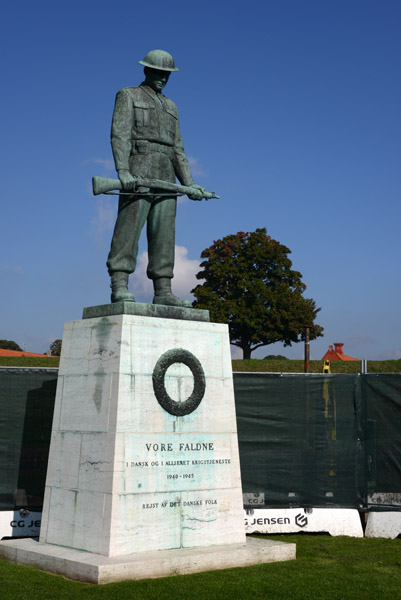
[0,349,52,357]
[321,343,359,362]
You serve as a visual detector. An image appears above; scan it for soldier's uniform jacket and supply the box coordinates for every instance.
[111,84,194,186]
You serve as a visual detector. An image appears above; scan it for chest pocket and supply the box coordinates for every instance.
[165,107,177,138]
[134,102,155,128]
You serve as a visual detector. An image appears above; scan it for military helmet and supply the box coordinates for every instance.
[139,49,179,72]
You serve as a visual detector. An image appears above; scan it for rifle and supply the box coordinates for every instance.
[92,176,219,200]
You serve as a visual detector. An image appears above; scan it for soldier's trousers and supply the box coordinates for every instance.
[106,193,177,280]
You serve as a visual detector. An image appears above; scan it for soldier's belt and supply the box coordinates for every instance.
[132,140,175,156]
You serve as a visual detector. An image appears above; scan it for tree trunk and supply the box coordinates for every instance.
[242,346,252,359]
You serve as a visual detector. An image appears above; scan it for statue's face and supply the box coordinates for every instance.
[145,68,170,93]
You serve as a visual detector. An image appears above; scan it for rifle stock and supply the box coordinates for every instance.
[92,176,122,195]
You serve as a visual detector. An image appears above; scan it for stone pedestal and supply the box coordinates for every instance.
[40,304,245,556]
[0,303,296,580]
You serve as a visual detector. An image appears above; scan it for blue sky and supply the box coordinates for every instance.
[1,0,400,360]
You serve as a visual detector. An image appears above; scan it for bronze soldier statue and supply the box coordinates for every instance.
[106,49,205,307]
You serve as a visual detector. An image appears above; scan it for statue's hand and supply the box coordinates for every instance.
[118,170,137,191]
[187,184,205,201]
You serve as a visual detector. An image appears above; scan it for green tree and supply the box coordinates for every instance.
[192,228,323,359]
[0,339,23,351]
[50,339,62,356]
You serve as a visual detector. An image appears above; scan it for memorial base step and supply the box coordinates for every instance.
[0,536,296,584]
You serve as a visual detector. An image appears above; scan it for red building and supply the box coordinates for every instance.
[321,343,359,362]
[0,349,51,358]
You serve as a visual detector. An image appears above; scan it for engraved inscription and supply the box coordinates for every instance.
[123,434,233,493]
[141,498,218,510]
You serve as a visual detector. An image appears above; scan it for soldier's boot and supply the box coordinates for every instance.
[110,272,135,303]
[153,278,192,308]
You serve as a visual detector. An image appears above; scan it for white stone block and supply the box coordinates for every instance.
[181,488,245,548]
[244,507,363,537]
[58,373,113,432]
[72,490,109,554]
[50,376,63,431]
[115,373,169,433]
[88,319,124,374]
[78,433,123,494]
[45,487,77,547]
[45,431,82,489]
[365,511,401,538]
[59,320,91,375]
[108,492,182,555]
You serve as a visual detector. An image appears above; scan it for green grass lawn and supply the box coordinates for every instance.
[0,356,60,368]
[232,358,401,373]
[1,535,400,599]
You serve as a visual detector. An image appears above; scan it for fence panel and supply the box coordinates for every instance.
[234,373,364,508]
[0,368,57,510]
